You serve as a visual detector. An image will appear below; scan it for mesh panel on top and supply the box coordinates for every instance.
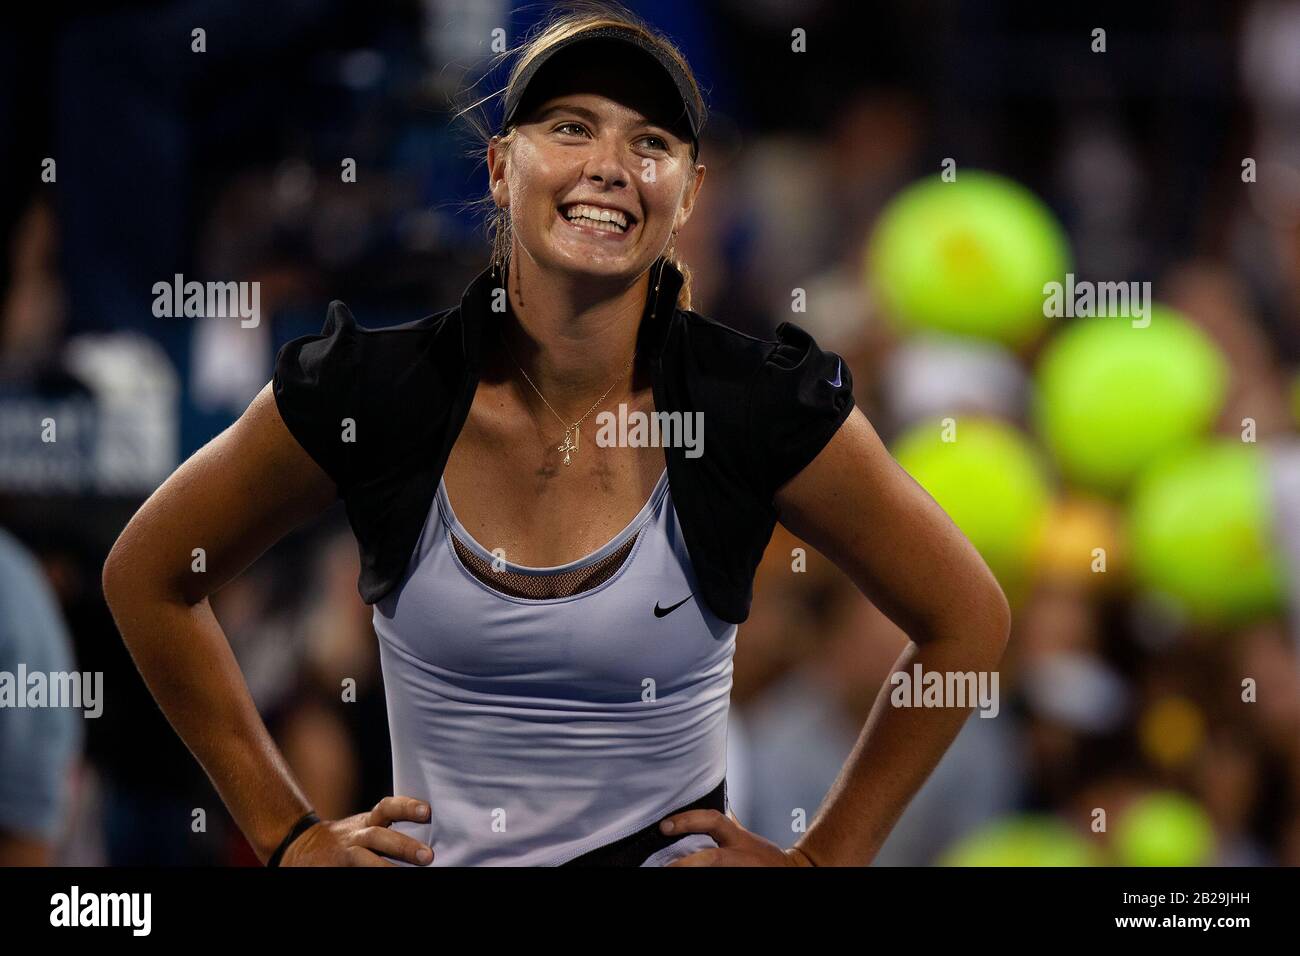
[450,529,639,599]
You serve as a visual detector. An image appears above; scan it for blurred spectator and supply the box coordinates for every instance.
[0,526,82,865]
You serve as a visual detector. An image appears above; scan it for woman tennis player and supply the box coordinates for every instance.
[102,7,1010,867]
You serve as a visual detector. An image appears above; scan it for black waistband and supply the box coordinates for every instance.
[560,777,727,867]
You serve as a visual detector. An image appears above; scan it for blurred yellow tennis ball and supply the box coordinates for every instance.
[868,171,1071,347]
[1128,442,1284,625]
[892,417,1052,601]
[1033,307,1228,494]
[1139,696,1206,769]
[940,815,1101,866]
[1033,495,1124,588]
[1114,792,1215,866]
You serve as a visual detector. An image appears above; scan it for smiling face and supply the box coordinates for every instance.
[488,45,705,283]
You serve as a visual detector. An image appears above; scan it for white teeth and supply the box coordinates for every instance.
[562,203,629,231]
[569,217,623,234]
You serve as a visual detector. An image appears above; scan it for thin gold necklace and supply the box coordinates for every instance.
[496,325,635,466]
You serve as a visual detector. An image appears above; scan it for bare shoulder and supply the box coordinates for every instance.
[104,384,339,605]
[773,408,1008,640]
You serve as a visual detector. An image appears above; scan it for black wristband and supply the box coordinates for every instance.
[267,811,321,867]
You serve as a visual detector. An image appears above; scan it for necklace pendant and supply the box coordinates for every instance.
[558,426,579,466]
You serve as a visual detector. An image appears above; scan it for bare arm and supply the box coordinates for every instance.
[772,408,1011,866]
[102,384,341,861]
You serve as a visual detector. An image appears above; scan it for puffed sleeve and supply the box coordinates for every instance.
[272,300,360,495]
[747,320,856,501]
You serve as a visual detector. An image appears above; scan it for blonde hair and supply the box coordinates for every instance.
[451,1,707,310]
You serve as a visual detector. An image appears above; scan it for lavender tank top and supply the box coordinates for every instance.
[372,467,738,865]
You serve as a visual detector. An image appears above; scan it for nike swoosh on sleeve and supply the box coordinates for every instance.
[825,358,842,387]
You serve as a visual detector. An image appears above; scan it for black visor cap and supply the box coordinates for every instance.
[500,26,701,157]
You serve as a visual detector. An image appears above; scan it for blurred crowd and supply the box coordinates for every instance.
[1,0,1298,865]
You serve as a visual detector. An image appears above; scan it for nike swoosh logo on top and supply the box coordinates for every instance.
[825,357,842,388]
[654,595,693,618]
